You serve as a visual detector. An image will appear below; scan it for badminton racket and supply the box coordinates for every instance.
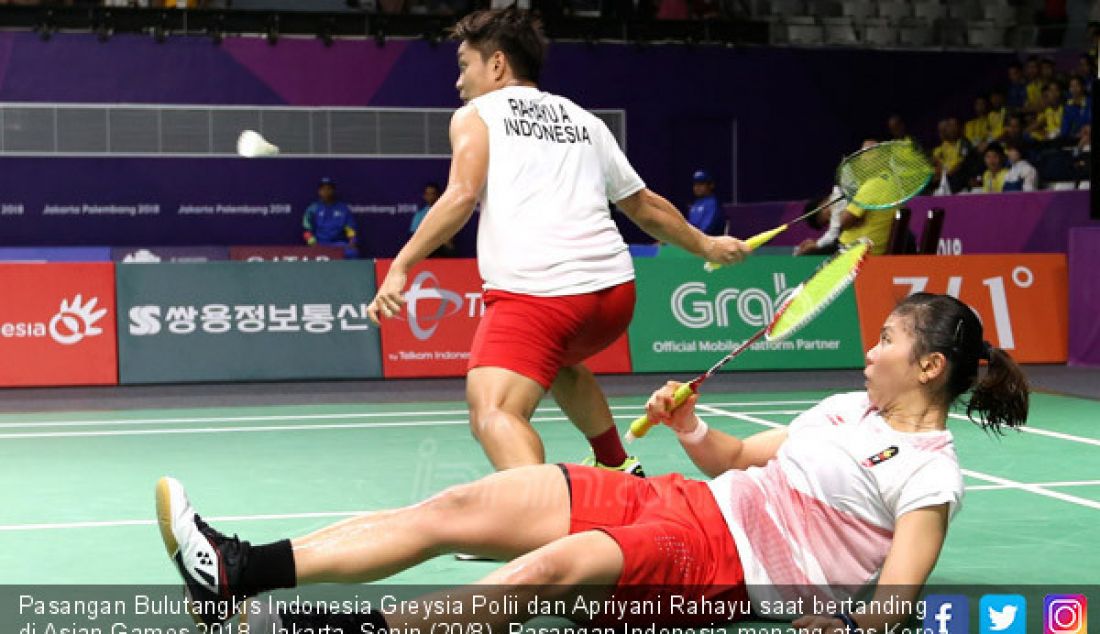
[705,140,932,271]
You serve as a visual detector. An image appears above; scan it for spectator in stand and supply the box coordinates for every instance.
[987,90,1009,143]
[887,114,914,145]
[932,118,972,193]
[1028,82,1065,141]
[980,144,1010,193]
[686,170,725,236]
[1002,141,1039,192]
[964,96,991,147]
[794,190,845,256]
[1074,54,1096,85]
[1006,62,1028,111]
[409,182,456,258]
[1024,56,1045,112]
[1039,57,1061,87]
[302,177,358,259]
[1060,75,1093,143]
[997,113,1032,156]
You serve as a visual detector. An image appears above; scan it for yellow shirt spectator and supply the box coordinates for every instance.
[987,108,1007,140]
[1026,80,1044,111]
[964,117,990,146]
[932,140,966,173]
[838,178,895,256]
[1031,105,1064,140]
[982,167,1009,192]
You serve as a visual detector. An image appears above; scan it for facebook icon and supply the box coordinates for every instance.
[925,595,970,634]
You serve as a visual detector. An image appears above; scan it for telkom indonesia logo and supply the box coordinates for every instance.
[670,273,796,329]
[403,271,466,341]
[49,295,108,345]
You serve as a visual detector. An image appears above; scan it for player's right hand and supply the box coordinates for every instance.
[704,236,751,265]
[644,381,700,434]
[367,270,408,324]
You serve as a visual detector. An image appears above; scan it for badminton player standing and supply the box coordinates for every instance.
[367,8,750,473]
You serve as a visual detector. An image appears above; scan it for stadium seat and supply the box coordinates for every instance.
[967,20,1004,47]
[877,1,912,21]
[769,0,805,16]
[897,17,933,46]
[918,208,945,255]
[861,18,897,46]
[911,1,946,22]
[822,16,860,45]
[886,207,913,254]
[840,0,875,20]
[786,18,825,45]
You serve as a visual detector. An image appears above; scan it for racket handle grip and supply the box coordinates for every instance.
[703,225,790,272]
[745,224,789,250]
[624,383,696,443]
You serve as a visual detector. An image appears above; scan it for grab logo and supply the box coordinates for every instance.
[671,273,796,329]
[0,294,108,346]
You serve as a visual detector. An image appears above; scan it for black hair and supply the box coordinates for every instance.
[893,293,1029,434]
[451,6,548,83]
[424,182,442,192]
[985,142,1005,158]
[803,196,828,230]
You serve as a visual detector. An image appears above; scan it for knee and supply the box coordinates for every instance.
[496,550,571,587]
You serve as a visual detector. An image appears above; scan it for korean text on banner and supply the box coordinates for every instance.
[116,261,381,383]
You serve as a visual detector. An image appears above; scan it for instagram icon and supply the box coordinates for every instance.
[1045,595,1088,634]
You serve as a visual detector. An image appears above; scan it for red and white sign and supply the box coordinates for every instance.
[375,259,632,378]
[0,263,119,386]
[854,254,1069,363]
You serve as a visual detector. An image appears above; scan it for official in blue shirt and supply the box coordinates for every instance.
[303,177,358,258]
[687,169,724,236]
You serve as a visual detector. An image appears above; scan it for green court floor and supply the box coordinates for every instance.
[0,389,1096,590]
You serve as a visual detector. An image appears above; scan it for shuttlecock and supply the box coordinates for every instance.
[237,130,280,158]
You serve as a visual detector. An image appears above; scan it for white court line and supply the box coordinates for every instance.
[0,401,819,430]
[947,412,1100,447]
[0,411,811,439]
[0,510,364,532]
[966,480,1100,491]
[697,405,1100,512]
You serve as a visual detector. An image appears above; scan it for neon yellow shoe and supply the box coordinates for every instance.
[581,453,646,477]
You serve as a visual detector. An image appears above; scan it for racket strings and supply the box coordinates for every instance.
[767,239,871,340]
[837,141,933,210]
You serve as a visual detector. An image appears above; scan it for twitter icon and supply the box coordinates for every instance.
[981,595,1026,634]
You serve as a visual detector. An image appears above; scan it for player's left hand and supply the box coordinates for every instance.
[704,236,751,265]
[791,614,846,634]
[367,269,408,324]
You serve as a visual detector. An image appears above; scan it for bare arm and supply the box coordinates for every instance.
[368,105,487,323]
[644,382,787,477]
[616,189,749,266]
[793,504,950,633]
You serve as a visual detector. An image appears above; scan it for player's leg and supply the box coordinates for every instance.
[553,281,639,473]
[249,530,625,633]
[551,364,633,470]
[466,366,546,468]
[155,465,570,624]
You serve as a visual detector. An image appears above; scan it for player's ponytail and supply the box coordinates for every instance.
[967,344,1029,435]
[893,293,1029,434]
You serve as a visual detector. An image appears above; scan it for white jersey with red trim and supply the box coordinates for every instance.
[469,85,644,296]
[706,391,964,607]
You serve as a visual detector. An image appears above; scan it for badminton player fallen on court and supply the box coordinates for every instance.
[156,293,1029,633]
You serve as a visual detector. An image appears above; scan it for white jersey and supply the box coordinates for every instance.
[469,86,644,296]
[706,392,964,608]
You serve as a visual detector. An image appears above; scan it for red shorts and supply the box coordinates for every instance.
[561,464,749,626]
[468,281,635,389]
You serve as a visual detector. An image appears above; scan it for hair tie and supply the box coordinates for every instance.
[980,341,993,361]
